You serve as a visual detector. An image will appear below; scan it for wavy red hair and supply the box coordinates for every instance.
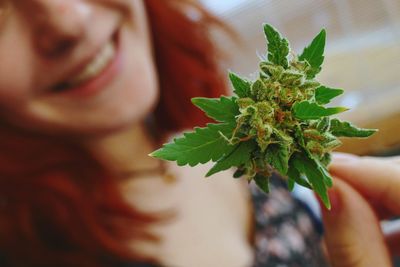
[0,1,228,266]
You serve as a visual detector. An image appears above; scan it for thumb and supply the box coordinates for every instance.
[321,179,392,267]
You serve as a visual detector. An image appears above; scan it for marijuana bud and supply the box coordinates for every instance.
[150,24,377,209]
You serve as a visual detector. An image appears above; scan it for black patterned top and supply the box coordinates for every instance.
[251,174,329,267]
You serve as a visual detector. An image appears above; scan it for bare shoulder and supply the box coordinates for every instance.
[167,160,250,199]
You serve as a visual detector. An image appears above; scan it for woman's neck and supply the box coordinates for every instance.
[83,121,162,176]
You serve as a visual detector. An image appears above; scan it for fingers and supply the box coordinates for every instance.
[329,153,400,216]
[321,179,392,267]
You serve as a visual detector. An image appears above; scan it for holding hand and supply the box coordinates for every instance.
[321,153,400,267]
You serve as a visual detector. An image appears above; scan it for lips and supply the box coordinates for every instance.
[50,30,121,97]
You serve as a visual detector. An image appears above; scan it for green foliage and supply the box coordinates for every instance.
[150,123,235,166]
[254,174,270,193]
[263,24,290,68]
[299,29,326,78]
[150,24,377,209]
[206,140,256,177]
[265,144,289,176]
[292,153,331,209]
[229,72,251,97]
[191,96,239,123]
[330,119,377,137]
[315,86,344,104]
[293,101,348,120]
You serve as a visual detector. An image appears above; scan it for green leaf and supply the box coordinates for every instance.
[299,29,326,78]
[206,140,256,177]
[293,101,348,120]
[315,86,344,105]
[254,173,270,193]
[287,163,312,190]
[287,178,295,191]
[330,119,378,138]
[229,72,251,97]
[233,168,245,178]
[150,123,235,167]
[265,144,290,175]
[263,24,290,68]
[314,157,333,187]
[292,153,331,209]
[191,96,239,123]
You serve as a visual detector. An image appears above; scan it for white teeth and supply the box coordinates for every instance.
[67,41,116,86]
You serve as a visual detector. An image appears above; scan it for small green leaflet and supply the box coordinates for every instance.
[287,163,312,191]
[293,101,348,120]
[263,24,290,68]
[292,153,332,209]
[265,144,289,175]
[299,29,326,79]
[315,86,344,105]
[150,123,235,167]
[206,140,256,177]
[191,96,239,123]
[229,72,251,98]
[314,157,333,187]
[254,174,270,193]
[330,119,377,137]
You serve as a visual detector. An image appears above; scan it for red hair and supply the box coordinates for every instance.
[0,1,228,266]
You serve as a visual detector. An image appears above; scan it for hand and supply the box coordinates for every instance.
[320,153,400,267]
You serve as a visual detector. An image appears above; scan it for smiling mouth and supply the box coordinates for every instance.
[51,31,119,94]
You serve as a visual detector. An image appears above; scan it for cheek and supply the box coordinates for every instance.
[114,50,159,123]
[0,22,35,107]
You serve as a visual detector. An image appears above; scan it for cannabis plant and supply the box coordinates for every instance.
[150,24,376,209]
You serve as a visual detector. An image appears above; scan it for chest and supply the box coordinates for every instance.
[122,163,254,267]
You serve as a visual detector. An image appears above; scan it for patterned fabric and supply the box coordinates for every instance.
[251,174,329,267]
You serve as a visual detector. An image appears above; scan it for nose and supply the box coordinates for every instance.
[19,0,92,58]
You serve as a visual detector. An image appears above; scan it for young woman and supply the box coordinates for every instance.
[2,1,396,267]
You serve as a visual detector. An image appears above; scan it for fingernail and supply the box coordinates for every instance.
[332,152,360,163]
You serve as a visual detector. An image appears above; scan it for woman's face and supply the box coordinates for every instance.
[0,0,158,136]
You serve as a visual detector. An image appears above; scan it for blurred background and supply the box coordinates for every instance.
[202,0,400,156]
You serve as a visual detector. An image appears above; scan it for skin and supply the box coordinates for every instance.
[0,0,158,136]
[0,1,254,266]
[322,153,400,267]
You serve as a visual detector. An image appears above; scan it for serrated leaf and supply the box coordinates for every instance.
[191,96,239,123]
[265,144,289,175]
[299,29,326,79]
[292,153,331,209]
[150,123,235,167]
[315,86,344,105]
[330,119,377,138]
[263,24,290,68]
[293,101,348,120]
[314,157,333,187]
[229,72,251,97]
[254,173,270,193]
[206,140,256,177]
